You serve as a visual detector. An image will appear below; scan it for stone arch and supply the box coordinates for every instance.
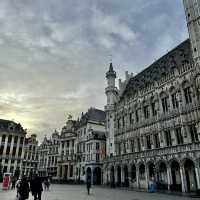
[93,167,102,185]
[123,164,129,187]
[170,160,182,192]
[86,167,92,183]
[116,165,122,186]
[139,163,146,189]
[157,162,168,190]
[184,159,197,192]
[130,163,137,182]
[147,162,156,181]
[110,165,115,187]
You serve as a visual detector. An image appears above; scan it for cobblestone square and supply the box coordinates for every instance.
[0,184,196,200]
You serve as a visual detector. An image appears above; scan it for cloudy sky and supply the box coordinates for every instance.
[0,0,188,141]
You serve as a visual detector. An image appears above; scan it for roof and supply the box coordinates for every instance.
[0,119,26,134]
[78,108,106,126]
[123,39,193,97]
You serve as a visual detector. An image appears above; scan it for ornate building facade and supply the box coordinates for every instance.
[0,119,26,178]
[103,0,200,193]
[22,134,39,177]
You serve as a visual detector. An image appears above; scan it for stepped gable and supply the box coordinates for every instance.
[123,39,193,97]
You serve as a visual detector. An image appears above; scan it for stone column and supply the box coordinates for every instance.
[171,129,177,146]
[180,166,187,192]
[145,164,149,190]
[167,165,172,191]
[136,165,139,188]
[3,135,8,155]
[195,167,200,189]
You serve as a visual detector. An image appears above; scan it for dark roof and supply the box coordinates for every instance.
[79,108,106,125]
[0,119,26,134]
[123,39,193,96]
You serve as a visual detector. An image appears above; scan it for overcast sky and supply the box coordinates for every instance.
[0,0,188,141]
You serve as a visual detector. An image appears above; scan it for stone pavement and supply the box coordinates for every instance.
[0,184,196,200]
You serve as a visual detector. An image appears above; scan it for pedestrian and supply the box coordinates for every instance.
[30,174,43,200]
[16,177,22,199]
[11,176,16,189]
[86,176,91,195]
[18,176,30,200]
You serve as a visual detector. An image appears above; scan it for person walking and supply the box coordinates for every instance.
[30,174,43,200]
[86,176,91,195]
[18,176,30,200]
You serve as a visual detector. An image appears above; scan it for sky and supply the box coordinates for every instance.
[0,0,188,141]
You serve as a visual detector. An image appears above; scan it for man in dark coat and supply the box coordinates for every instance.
[30,174,43,200]
[18,176,30,200]
[86,176,91,195]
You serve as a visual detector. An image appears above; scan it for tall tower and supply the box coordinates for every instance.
[183,0,200,63]
[105,63,118,157]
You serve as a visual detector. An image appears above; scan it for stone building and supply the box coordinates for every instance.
[0,119,26,177]
[103,0,200,193]
[75,108,106,184]
[57,119,77,181]
[38,130,60,178]
[22,134,39,177]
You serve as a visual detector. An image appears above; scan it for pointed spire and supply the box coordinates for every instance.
[106,62,116,78]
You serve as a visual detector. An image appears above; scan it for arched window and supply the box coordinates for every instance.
[182,81,192,104]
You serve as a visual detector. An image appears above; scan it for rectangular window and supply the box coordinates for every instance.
[135,110,139,122]
[154,133,160,148]
[144,105,150,119]
[118,119,120,129]
[189,124,199,142]
[162,97,169,113]
[1,135,6,143]
[14,136,18,144]
[137,138,141,152]
[130,140,134,152]
[129,113,133,124]
[151,102,157,116]
[96,153,100,162]
[0,146,3,155]
[171,93,179,109]
[96,143,99,150]
[176,128,183,145]
[165,130,172,147]
[122,117,125,127]
[184,87,192,104]
[146,135,151,149]
[6,146,10,155]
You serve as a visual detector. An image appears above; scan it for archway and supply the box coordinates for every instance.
[131,164,136,182]
[117,166,121,186]
[158,162,168,190]
[139,163,146,188]
[184,159,197,192]
[171,160,181,192]
[110,166,115,187]
[93,167,102,185]
[148,163,155,180]
[86,167,92,184]
[123,165,129,187]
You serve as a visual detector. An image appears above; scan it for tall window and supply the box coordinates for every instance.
[146,135,151,149]
[129,113,133,124]
[1,135,6,143]
[165,130,172,146]
[117,118,121,129]
[151,102,157,116]
[184,87,192,104]
[135,110,139,122]
[122,117,125,127]
[130,140,134,152]
[96,142,99,150]
[162,96,169,113]
[143,105,150,119]
[175,127,183,144]
[189,124,199,142]
[154,133,160,148]
[137,138,141,152]
[171,93,179,109]
[8,135,12,144]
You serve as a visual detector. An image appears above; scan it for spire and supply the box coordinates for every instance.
[106,62,116,78]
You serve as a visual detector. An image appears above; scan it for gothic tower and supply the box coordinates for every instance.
[105,63,118,157]
[183,0,200,63]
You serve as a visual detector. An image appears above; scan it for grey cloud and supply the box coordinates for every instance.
[0,0,188,141]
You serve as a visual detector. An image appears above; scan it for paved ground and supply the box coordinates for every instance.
[0,184,197,200]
